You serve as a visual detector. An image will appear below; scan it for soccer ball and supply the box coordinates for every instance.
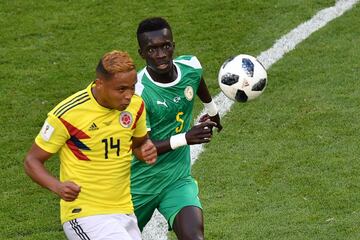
[218,54,267,102]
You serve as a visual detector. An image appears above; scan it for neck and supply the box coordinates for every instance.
[91,86,110,109]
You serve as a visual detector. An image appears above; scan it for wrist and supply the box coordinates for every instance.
[170,133,187,149]
[203,99,218,117]
[49,179,62,196]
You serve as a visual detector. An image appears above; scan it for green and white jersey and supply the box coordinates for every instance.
[131,55,203,194]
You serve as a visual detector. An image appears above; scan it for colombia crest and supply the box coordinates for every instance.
[119,111,133,128]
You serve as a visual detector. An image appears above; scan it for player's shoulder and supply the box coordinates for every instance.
[174,55,202,69]
[49,87,90,118]
[135,69,148,96]
[131,94,144,106]
[127,94,145,116]
[137,67,147,79]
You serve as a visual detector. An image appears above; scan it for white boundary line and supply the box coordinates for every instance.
[142,0,359,239]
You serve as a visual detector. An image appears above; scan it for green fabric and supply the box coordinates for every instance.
[132,176,202,231]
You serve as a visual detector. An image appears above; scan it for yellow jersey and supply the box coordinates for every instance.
[35,83,147,223]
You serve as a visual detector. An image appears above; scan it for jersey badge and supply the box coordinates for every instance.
[184,86,194,101]
[40,120,55,141]
[120,111,133,128]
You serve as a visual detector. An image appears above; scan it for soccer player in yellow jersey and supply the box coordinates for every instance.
[24,50,157,240]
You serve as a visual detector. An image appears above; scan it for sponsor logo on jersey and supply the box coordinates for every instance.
[120,111,133,128]
[184,86,194,101]
[88,122,99,131]
[156,99,168,107]
[40,120,55,141]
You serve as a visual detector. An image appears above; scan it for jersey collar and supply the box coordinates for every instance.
[144,61,182,87]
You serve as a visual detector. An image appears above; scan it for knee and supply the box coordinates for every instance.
[178,223,204,240]
[182,230,204,240]
[173,206,205,240]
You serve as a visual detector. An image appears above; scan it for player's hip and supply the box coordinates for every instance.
[63,213,141,240]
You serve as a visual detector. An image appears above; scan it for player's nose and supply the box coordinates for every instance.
[124,89,134,101]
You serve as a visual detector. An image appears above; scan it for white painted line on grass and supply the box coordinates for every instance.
[142,0,359,239]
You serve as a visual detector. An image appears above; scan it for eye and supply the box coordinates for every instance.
[128,85,135,92]
[147,47,155,54]
[163,43,172,49]
[117,86,135,92]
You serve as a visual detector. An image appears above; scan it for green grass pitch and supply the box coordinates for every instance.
[1,1,359,239]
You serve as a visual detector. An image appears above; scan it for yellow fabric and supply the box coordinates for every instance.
[35,83,147,223]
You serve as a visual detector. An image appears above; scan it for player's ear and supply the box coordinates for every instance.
[95,78,103,89]
[172,41,175,49]
[138,48,146,59]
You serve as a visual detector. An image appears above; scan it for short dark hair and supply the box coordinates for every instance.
[136,17,172,41]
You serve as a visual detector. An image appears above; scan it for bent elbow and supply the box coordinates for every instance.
[24,155,34,177]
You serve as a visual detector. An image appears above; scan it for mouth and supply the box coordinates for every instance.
[156,61,171,70]
[158,63,168,68]
[118,103,129,110]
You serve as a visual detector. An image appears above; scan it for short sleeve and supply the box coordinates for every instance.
[35,114,69,153]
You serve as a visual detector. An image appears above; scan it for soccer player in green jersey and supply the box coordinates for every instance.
[131,17,222,240]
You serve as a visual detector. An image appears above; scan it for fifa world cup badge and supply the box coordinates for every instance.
[40,120,54,141]
[119,112,133,128]
[184,86,194,101]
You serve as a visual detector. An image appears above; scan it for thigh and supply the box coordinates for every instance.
[116,214,142,240]
[132,193,159,231]
[158,177,202,230]
[63,214,141,240]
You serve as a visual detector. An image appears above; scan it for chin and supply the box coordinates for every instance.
[119,105,129,111]
[149,63,172,74]
[156,66,172,74]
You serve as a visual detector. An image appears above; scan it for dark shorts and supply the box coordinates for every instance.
[132,176,202,231]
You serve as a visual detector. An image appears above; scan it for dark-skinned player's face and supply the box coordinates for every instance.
[138,28,175,74]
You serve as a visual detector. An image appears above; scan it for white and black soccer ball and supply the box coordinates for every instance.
[218,54,267,102]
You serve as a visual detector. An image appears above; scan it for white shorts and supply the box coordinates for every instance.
[63,214,141,240]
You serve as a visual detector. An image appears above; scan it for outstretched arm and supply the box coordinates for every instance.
[24,143,81,201]
[197,77,223,132]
